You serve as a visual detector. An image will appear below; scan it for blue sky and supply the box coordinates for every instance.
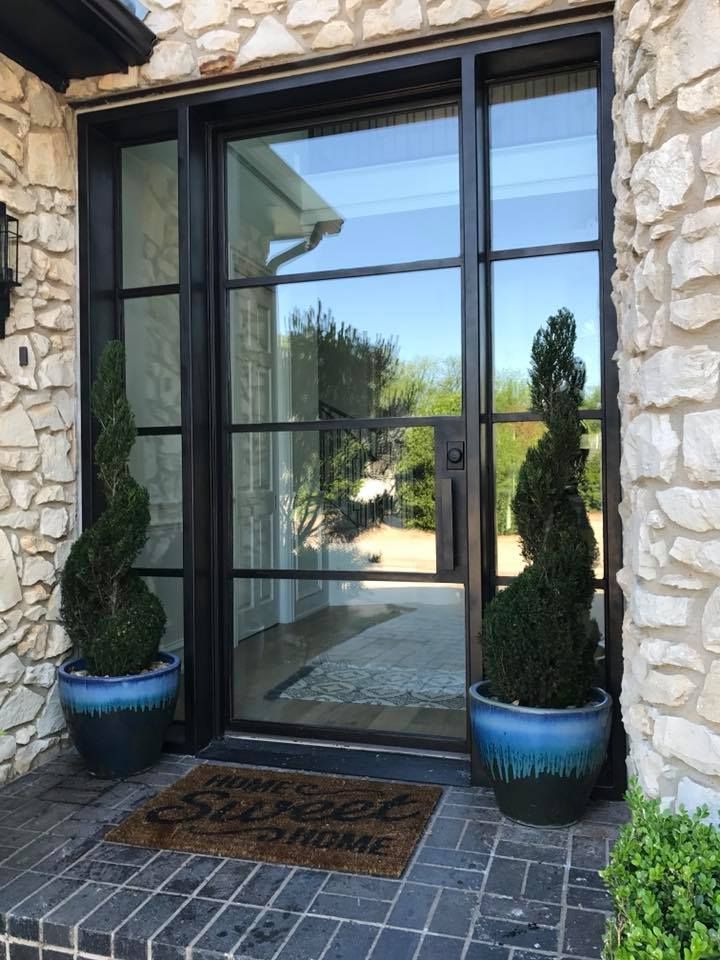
[492,252,601,394]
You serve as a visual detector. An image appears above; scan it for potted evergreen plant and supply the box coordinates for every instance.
[470,309,611,826]
[58,341,179,779]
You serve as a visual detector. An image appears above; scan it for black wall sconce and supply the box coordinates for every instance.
[0,201,20,340]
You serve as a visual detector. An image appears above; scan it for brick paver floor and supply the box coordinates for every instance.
[0,753,627,960]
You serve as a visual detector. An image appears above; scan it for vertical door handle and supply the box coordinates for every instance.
[436,477,455,572]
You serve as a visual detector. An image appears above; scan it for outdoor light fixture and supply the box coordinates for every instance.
[0,201,20,340]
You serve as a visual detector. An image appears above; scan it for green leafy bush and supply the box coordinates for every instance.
[61,341,166,676]
[481,309,599,708]
[603,784,720,960]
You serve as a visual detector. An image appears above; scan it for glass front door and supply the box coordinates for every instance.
[222,103,469,747]
[216,65,608,755]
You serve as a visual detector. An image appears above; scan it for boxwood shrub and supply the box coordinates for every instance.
[602,783,720,959]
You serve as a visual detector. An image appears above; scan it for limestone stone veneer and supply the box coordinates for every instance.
[614,0,720,813]
[63,0,601,97]
[0,55,76,782]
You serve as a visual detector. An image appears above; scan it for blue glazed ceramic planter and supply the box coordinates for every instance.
[59,653,180,779]
[469,681,612,826]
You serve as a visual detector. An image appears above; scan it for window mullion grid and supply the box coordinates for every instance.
[223,256,462,291]
[484,239,600,263]
[119,282,181,300]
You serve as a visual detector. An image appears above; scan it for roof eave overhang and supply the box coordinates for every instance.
[0,0,155,93]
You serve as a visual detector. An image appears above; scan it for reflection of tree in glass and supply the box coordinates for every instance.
[286,300,418,420]
[495,379,603,535]
[580,419,602,511]
[496,421,544,536]
[281,305,474,546]
[285,303,464,551]
[495,371,601,415]
[291,426,425,552]
[494,371,535,535]
[395,358,461,531]
[495,370,531,414]
[384,356,461,418]
[284,430,372,560]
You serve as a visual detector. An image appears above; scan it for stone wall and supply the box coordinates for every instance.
[65,0,600,99]
[0,55,76,781]
[613,0,720,810]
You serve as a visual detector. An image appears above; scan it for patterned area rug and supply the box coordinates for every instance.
[267,605,466,711]
[269,661,465,710]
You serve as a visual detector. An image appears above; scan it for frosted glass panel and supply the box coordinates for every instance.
[130,435,183,568]
[122,140,178,288]
[124,295,181,428]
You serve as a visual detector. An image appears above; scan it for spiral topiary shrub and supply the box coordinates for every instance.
[60,341,166,677]
[482,308,599,708]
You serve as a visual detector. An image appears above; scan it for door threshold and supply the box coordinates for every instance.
[224,730,468,760]
[198,733,472,787]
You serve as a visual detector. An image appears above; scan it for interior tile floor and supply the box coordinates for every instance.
[233,601,467,740]
[0,752,627,960]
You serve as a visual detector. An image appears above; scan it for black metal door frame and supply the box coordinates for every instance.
[78,13,625,795]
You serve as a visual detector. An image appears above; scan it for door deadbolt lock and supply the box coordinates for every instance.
[446,442,465,470]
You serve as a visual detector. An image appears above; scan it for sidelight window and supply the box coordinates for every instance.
[120,139,185,718]
[486,69,608,688]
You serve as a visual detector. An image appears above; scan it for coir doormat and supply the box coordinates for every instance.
[107,765,441,878]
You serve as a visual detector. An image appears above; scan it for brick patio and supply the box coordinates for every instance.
[0,754,626,960]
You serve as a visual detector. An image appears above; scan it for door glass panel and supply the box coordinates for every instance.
[592,588,606,689]
[121,140,178,288]
[129,435,183,567]
[232,426,439,574]
[231,578,465,740]
[494,421,603,578]
[226,105,460,278]
[124,295,181,428]
[492,252,600,411]
[143,576,184,721]
[229,269,462,423]
[489,70,598,250]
